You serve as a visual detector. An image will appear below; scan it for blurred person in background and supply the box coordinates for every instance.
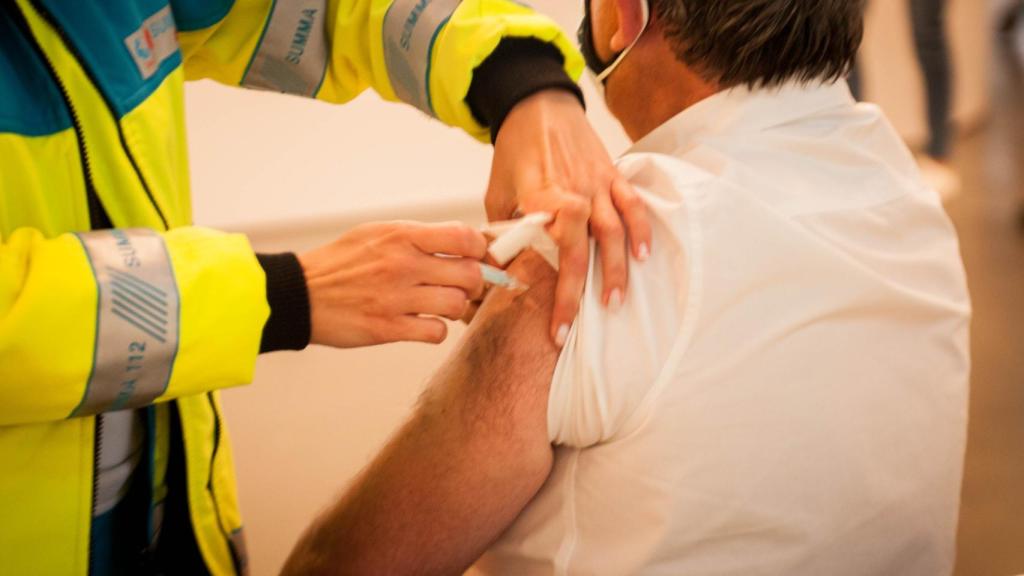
[850,0,961,201]
[999,0,1024,230]
[999,0,1024,229]
[1001,0,1023,33]
[0,1,651,574]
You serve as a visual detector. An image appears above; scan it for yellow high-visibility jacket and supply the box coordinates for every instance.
[0,0,582,574]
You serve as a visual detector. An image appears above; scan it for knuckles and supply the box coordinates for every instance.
[615,189,644,213]
[364,317,396,344]
[460,260,486,297]
[443,295,469,320]
[422,320,448,344]
[590,215,625,240]
[561,195,592,220]
[432,286,469,318]
[453,227,487,259]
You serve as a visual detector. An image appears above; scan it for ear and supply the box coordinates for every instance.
[610,0,646,52]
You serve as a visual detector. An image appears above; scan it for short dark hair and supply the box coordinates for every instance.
[650,0,866,88]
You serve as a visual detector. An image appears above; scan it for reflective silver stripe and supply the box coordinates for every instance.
[72,229,180,417]
[383,0,462,116]
[242,0,329,96]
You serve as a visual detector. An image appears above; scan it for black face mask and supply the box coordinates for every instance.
[577,0,616,79]
[578,0,650,83]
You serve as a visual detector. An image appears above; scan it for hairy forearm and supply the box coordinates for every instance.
[283,256,560,575]
[283,393,551,575]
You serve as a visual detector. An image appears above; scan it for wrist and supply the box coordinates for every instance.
[466,37,585,143]
[495,89,588,152]
[256,252,312,353]
[509,89,586,117]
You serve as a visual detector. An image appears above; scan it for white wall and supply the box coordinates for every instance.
[185,2,994,573]
[187,2,628,234]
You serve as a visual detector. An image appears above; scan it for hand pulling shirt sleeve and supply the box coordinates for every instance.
[547,163,698,447]
[0,226,269,426]
[172,0,584,142]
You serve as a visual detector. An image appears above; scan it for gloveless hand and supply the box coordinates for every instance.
[486,89,651,346]
[299,221,487,348]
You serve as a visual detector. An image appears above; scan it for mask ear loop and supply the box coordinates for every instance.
[595,0,651,83]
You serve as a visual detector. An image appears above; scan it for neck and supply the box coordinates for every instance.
[605,35,720,142]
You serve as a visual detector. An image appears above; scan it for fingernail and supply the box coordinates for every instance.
[637,243,650,261]
[608,289,623,312]
[555,324,570,347]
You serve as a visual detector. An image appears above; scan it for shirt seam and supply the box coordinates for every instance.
[553,449,581,575]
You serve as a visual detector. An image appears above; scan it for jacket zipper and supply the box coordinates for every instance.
[7,5,116,574]
[28,0,170,230]
[90,415,105,576]
[207,393,243,572]
[12,4,224,572]
[206,394,229,535]
[6,2,111,230]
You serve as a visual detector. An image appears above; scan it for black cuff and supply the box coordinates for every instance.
[256,252,311,353]
[466,37,585,143]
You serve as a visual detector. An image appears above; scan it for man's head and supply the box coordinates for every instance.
[582,0,866,140]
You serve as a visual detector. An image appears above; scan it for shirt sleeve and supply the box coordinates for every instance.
[547,178,695,447]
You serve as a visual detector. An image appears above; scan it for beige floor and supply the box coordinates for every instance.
[950,27,1024,576]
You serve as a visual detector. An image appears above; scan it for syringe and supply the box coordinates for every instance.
[480,263,528,291]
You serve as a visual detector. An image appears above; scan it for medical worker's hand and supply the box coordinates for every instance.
[299,221,487,348]
[487,90,652,347]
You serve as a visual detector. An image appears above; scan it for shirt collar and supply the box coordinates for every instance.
[626,80,856,155]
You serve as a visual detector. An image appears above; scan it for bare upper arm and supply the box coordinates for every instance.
[438,250,561,449]
[282,251,562,576]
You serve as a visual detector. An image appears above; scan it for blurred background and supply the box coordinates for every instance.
[184,1,1024,574]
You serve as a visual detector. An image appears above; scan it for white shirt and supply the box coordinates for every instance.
[94,409,145,516]
[474,81,971,576]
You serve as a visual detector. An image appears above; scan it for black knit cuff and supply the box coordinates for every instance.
[466,37,585,143]
[256,252,311,353]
